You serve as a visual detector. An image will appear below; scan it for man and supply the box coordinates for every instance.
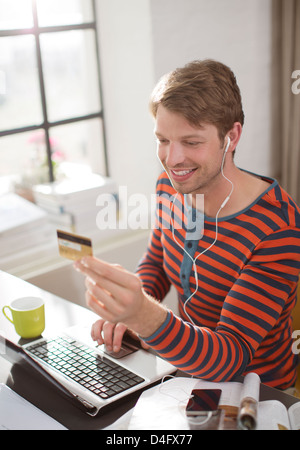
[74,60,300,390]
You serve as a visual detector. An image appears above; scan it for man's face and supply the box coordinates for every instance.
[155,105,225,196]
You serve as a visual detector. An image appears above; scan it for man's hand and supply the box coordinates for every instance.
[74,256,168,346]
[90,319,150,353]
[91,319,127,353]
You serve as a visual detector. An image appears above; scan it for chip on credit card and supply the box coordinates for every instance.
[57,229,93,261]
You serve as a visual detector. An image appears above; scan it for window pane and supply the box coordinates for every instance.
[0,130,50,185]
[0,0,33,30]
[36,0,94,27]
[40,30,101,123]
[49,119,106,177]
[0,35,43,130]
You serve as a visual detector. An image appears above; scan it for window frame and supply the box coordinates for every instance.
[0,0,108,182]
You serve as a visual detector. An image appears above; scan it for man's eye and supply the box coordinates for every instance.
[184,141,200,146]
[156,138,168,144]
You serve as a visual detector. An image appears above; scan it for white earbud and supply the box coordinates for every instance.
[224,136,231,154]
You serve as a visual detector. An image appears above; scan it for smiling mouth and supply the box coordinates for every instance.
[170,168,197,180]
[172,169,194,175]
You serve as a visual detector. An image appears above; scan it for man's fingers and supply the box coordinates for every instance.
[102,321,115,350]
[75,256,149,332]
[90,319,127,353]
[85,278,124,318]
[111,323,128,352]
[85,291,115,323]
[75,256,134,289]
[91,319,105,344]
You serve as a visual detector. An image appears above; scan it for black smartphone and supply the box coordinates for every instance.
[186,389,222,416]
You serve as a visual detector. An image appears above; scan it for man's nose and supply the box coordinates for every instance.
[165,142,185,167]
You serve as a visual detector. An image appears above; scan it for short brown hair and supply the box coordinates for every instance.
[150,59,244,141]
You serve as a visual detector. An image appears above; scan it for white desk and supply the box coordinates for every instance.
[0,270,298,430]
[0,270,140,430]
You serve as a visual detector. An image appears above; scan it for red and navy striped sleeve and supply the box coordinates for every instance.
[136,171,300,390]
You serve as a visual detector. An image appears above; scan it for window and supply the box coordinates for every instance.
[0,0,108,193]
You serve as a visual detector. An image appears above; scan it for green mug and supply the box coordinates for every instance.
[2,297,45,339]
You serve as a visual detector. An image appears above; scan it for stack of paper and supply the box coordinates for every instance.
[0,193,54,259]
[33,174,118,235]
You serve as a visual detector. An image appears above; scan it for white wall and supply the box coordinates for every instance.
[95,0,160,202]
[150,0,274,177]
[95,0,275,202]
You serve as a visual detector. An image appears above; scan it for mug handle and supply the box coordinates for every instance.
[2,306,14,324]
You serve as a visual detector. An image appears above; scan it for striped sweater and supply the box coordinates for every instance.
[136,171,300,389]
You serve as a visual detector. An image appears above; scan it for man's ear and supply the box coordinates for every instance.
[227,122,243,153]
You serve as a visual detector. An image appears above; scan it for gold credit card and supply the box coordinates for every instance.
[57,229,93,261]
